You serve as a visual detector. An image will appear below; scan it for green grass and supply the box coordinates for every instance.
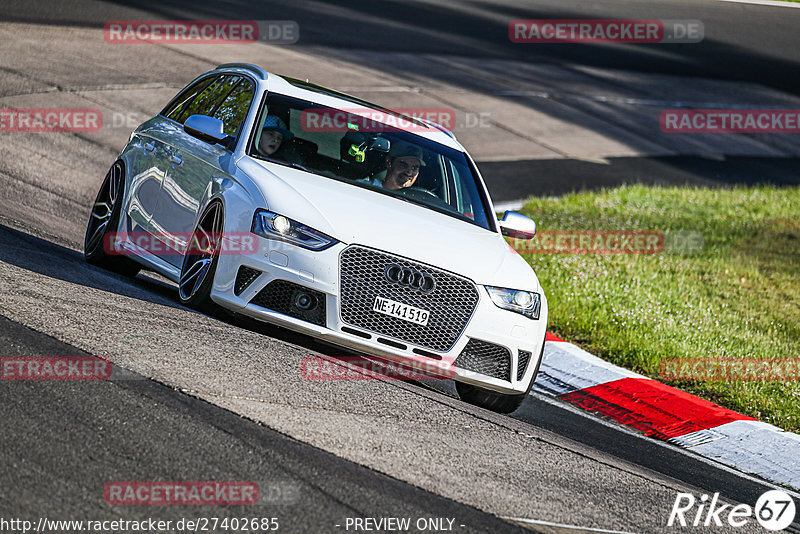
[516,185,800,432]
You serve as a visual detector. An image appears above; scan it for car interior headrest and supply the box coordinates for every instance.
[339,131,389,179]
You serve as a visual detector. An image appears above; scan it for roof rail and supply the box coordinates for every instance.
[215,63,268,79]
[418,117,456,139]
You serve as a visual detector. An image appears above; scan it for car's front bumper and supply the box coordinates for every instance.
[211,236,548,395]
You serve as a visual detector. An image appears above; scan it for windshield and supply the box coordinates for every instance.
[247,92,494,231]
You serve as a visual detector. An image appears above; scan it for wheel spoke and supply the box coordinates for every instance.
[91,201,112,220]
[204,208,219,248]
[192,260,212,295]
[86,163,126,257]
[87,219,109,252]
[179,202,222,302]
[192,227,213,255]
[200,205,222,253]
[179,257,211,299]
[211,205,221,237]
[181,257,205,285]
[109,165,121,205]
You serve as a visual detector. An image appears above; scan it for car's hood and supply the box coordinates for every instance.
[238,158,540,291]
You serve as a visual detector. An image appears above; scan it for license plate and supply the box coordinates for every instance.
[373,296,429,326]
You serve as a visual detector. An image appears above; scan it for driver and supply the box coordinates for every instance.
[360,140,425,190]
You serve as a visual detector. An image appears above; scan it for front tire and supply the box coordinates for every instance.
[455,382,529,414]
[178,200,224,313]
[455,334,546,414]
[84,161,141,277]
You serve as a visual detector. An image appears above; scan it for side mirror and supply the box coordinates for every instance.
[184,115,234,149]
[498,210,536,240]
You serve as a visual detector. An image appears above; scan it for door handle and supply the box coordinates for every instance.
[143,142,155,154]
[170,154,183,166]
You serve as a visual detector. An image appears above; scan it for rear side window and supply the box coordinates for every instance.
[163,76,216,122]
[213,79,255,136]
[170,75,241,124]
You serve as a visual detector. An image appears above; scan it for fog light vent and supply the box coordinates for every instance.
[234,266,261,296]
[517,350,532,381]
[250,280,326,327]
[454,339,510,381]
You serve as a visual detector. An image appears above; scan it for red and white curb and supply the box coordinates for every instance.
[536,333,800,490]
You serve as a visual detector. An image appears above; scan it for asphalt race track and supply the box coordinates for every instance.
[1,1,799,533]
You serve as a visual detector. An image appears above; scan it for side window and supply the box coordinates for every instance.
[212,79,255,136]
[164,77,216,123]
[174,75,241,124]
[448,159,483,223]
[289,110,338,158]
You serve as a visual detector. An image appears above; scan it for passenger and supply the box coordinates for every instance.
[258,115,294,156]
[360,140,426,190]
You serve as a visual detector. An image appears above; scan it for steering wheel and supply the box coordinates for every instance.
[396,187,440,202]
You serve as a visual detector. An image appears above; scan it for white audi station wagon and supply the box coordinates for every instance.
[84,63,548,413]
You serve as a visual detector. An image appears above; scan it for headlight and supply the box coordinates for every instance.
[251,209,337,251]
[485,286,541,319]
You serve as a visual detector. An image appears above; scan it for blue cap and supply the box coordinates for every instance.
[262,114,294,140]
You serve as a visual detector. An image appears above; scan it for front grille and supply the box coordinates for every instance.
[234,266,261,296]
[339,246,479,352]
[517,350,532,381]
[250,280,326,327]
[455,339,511,381]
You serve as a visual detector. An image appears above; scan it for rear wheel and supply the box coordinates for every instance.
[178,201,224,313]
[84,161,141,277]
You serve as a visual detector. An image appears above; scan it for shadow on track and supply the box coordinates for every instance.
[0,223,333,349]
[11,0,797,94]
[0,223,431,380]
[0,223,184,309]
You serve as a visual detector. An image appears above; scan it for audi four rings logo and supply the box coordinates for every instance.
[384,264,435,293]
